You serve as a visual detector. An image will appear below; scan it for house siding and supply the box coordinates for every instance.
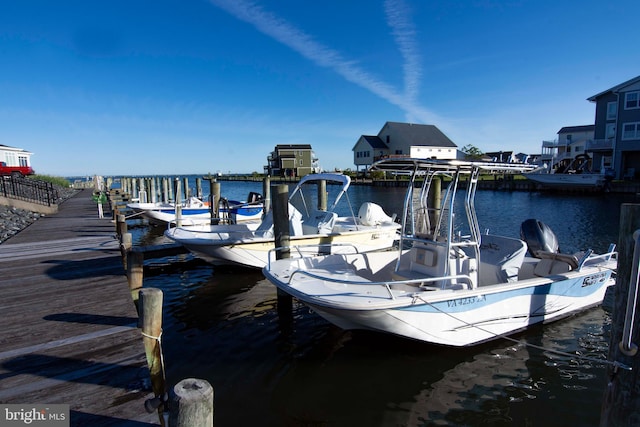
[0,145,33,167]
[588,76,640,179]
[265,144,319,177]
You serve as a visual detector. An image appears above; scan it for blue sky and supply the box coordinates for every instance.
[1,0,639,176]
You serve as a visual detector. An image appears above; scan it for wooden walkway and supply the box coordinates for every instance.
[0,189,159,426]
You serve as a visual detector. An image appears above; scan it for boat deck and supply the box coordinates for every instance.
[0,189,158,426]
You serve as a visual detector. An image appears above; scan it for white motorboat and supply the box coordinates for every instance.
[262,158,617,347]
[524,154,606,188]
[165,173,401,268]
[127,194,264,226]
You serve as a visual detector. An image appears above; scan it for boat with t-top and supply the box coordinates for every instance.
[262,158,617,346]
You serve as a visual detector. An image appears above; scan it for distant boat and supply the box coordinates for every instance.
[127,194,264,226]
[524,154,607,188]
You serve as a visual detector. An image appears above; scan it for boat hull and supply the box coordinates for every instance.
[263,252,615,346]
[171,227,399,268]
[524,173,604,187]
[128,202,263,225]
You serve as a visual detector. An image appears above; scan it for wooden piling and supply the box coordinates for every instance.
[183,177,189,198]
[196,178,202,199]
[127,247,145,312]
[211,181,220,221]
[273,184,290,260]
[140,288,167,425]
[263,176,271,214]
[601,204,640,426]
[317,179,327,211]
[174,179,183,227]
[116,214,127,238]
[169,378,214,427]
[120,232,132,269]
[273,184,292,316]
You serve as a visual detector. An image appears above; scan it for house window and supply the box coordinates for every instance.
[607,101,618,120]
[606,123,616,139]
[18,156,28,167]
[625,91,640,110]
[622,122,640,140]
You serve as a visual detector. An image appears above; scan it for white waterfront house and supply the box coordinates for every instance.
[352,122,457,173]
[0,144,34,168]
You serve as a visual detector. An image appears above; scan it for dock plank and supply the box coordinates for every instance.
[0,189,158,426]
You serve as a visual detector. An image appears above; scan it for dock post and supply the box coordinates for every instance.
[162,178,169,203]
[116,214,127,239]
[127,247,145,313]
[263,176,271,215]
[273,184,292,316]
[120,232,132,269]
[183,177,189,198]
[211,181,220,222]
[169,378,214,427]
[317,179,327,211]
[140,288,168,425]
[150,178,157,203]
[174,179,183,227]
[196,178,202,199]
[601,204,640,426]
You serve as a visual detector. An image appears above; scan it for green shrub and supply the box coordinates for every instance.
[30,175,71,188]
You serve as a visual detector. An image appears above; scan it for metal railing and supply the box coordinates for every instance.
[0,176,59,207]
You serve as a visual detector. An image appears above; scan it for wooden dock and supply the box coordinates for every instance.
[0,189,159,426]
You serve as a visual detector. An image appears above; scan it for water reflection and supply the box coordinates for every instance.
[139,260,612,426]
[127,183,627,426]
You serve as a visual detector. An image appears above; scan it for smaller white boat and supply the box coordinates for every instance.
[262,158,617,347]
[127,193,264,226]
[524,154,606,188]
[165,173,401,268]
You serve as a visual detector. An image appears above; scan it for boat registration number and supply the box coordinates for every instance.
[447,295,486,307]
[582,272,608,287]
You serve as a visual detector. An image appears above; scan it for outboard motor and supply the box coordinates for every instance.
[520,219,559,257]
[358,202,395,226]
[246,192,263,204]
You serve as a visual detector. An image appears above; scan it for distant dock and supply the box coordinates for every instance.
[0,189,159,426]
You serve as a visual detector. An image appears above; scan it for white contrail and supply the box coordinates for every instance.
[384,0,422,104]
[208,0,436,123]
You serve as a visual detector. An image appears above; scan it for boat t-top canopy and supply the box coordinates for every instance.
[370,157,537,175]
[369,158,535,274]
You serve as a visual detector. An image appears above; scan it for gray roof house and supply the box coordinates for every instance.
[539,125,596,169]
[352,122,457,172]
[587,75,640,179]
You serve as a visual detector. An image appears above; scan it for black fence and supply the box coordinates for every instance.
[0,176,59,206]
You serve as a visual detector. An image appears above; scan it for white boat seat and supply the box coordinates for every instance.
[393,243,474,290]
[302,210,337,235]
[533,258,572,276]
[255,203,303,238]
[478,235,527,285]
[535,251,579,270]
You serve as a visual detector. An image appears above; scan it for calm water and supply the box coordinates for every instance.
[129,179,636,427]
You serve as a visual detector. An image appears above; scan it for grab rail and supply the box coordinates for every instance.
[286,269,474,300]
[265,243,362,268]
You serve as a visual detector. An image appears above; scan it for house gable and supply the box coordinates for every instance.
[352,121,457,171]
